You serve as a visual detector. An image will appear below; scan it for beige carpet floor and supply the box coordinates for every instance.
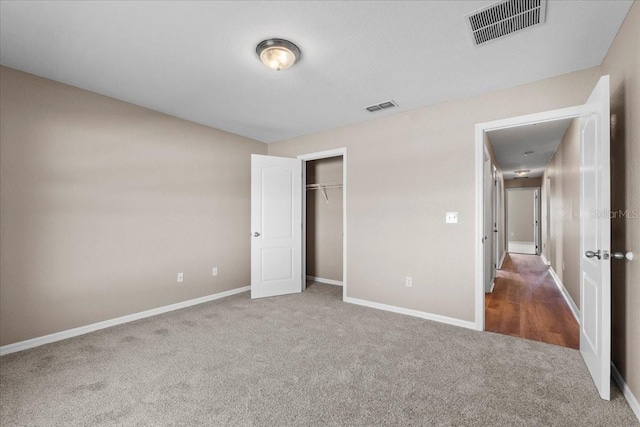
[1,283,637,426]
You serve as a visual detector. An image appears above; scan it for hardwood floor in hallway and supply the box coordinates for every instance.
[485,253,579,349]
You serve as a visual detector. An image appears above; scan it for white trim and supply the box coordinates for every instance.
[492,165,500,279]
[0,286,250,356]
[344,296,477,330]
[475,122,485,331]
[483,146,493,293]
[298,147,347,301]
[498,251,507,269]
[505,187,540,256]
[540,253,551,266]
[306,276,343,286]
[489,279,495,293]
[477,104,591,133]
[611,362,640,422]
[548,267,580,323]
[301,158,307,291]
[297,148,346,161]
[507,241,537,254]
[475,103,590,331]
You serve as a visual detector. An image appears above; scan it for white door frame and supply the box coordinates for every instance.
[475,105,592,330]
[492,165,500,277]
[504,187,540,255]
[483,147,493,292]
[534,187,540,254]
[298,148,347,300]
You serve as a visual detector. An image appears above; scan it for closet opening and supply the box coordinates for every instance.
[298,148,347,298]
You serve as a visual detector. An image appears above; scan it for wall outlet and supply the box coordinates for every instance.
[405,277,413,287]
[445,212,458,224]
[177,272,184,283]
[212,267,218,276]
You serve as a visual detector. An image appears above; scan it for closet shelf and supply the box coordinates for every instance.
[305,182,343,203]
[305,182,343,189]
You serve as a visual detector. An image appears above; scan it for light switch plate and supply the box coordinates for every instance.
[446,212,458,224]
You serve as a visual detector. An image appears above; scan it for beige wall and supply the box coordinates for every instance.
[269,66,601,321]
[305,157,343,281]
[541,118,581,308]
[504,177,542,188]
[601,1,640,403]
[0,67,267,345]
[507,188,536,243]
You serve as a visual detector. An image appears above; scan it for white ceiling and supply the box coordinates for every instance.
[487,117,574,179]
[0,1,633,143]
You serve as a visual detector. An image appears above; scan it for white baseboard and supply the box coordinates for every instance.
[498,251,506,269]
[611,362,640,422]
[508,241,536,254]
[344,296,476,330]
[547,267,580,323]
[540,253,551,266]
[488,278,495,293]
[0,285,250,356]
[306,276,343,286]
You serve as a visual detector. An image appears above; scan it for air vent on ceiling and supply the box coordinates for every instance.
[365,100,398,113]
[465,0,547,46]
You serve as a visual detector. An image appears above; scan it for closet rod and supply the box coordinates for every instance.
[305,182,343,189]
[305,182,342,203]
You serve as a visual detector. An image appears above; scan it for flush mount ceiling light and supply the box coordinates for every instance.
[256,38,300,71]
[515,169,530,176]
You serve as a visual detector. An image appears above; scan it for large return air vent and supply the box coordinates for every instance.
[465,0,547,46]
[365,100,398,113]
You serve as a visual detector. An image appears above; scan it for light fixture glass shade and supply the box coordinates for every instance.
[256,39,300,71]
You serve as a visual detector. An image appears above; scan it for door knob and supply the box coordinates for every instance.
[585,250,601,260]
[612,251,634,261]
[253,232,261,237]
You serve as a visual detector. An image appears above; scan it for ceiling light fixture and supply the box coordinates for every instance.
[256,38,300,71]
[514,169,530,176]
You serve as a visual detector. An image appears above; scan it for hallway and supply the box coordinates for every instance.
[485,253,579,349]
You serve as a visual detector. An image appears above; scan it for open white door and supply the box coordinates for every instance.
[251,154,302,299]
[492,166,499,280]
[483,151,493,292]
[580,75,611,400]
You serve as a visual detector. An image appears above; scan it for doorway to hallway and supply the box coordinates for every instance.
[485,253,578,349]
